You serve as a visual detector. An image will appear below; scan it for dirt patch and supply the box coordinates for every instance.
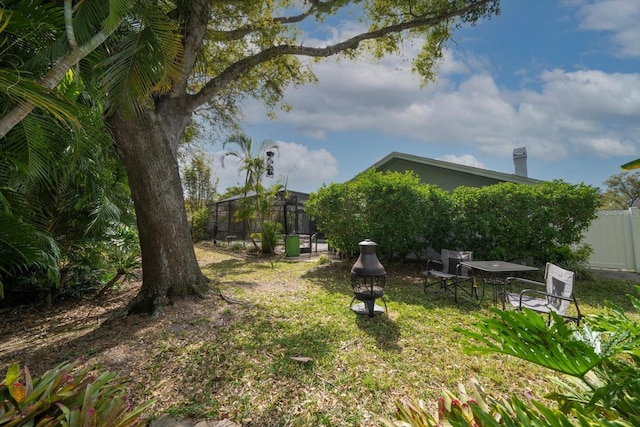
[0,243,340,423]
[0,247,249,419]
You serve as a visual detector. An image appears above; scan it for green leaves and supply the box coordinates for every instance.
[100,3,184,118]
[0,360,153,426]
[458,309,603,377]
[307,173,599,263]
[449,180,600,263]
[388,291,640,426]
[306,168,451,258]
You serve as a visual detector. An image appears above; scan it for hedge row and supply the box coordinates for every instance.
[305,168,600,263]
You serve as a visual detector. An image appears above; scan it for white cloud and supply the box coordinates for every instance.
[570,136,639,157]
[577,0,640,57]
[238,5,640,187]
[248,47,640,162]
[211,141,338,194]
[438,154,486,169]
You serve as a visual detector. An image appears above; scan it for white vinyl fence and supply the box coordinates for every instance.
[582,208,640,271]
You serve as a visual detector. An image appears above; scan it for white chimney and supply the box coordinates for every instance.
[513,147,528,177]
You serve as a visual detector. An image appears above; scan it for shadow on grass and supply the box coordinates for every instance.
[201,257,281,273]
[353,312,402,352]
[301,259,486,315]
[575,276,640,311]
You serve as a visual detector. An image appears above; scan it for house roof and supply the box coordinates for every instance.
[372,151,540,186]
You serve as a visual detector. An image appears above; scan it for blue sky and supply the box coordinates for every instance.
[209,0,640,194]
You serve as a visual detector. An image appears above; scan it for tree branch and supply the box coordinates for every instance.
[0,1,118,139]
[170,0,211,96]
[186,0,495,112]
[210,1,323,42]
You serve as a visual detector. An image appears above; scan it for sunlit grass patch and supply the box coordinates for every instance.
[166,247,640,426]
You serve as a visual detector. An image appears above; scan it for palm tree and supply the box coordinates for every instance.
[222,133,279,194]
[0,0,127,139]
[0,0,138,301]
[4,0,500,316]
[221,133,280,252]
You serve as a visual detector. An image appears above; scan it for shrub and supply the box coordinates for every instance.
[316,254,331,265]
[306,169,450,259]
[259,220,282,254]
[191,206,211,242]
[448,180,599,263]
[307,173,598,264]
[0,360,153,426]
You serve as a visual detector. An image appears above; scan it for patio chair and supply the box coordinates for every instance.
[503,262,582,325]
[422,249,476,302]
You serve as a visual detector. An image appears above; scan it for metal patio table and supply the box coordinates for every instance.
[459,260,538,306]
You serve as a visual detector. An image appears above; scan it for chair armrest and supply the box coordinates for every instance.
[519,289,574,301]
[455,263,473,278]
[427,259,443,271]
[506,277,544,287]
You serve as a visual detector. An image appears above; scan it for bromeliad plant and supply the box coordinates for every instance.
[0,359,153,426]
[384,288,640,426]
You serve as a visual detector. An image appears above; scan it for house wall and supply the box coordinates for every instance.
[378,158,508,192]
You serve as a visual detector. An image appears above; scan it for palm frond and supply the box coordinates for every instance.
[100,5,183,118]
[0,214,50,274]
[0,70,79,125]
[87,197,123,235]
[3,113,61,186]
[456,308,603,377]
[621,159,640,171]
[4,0,66,76]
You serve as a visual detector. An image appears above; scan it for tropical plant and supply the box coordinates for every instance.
[222,133,284,254]
[0,96,135,303]
[1,1,139,303]
[261,219,283,255]
[0,360,153,426]
[222,133,278,194]
[385,290,640,426]
[0,0,126,138]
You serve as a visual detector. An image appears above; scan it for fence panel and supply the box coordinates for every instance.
[582,209,640,271]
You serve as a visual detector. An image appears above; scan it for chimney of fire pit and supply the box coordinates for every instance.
[351,239,386,276]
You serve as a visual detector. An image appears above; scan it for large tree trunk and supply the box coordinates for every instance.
[107,108,208,317]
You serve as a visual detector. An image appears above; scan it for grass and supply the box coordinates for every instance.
[152,247,639,426]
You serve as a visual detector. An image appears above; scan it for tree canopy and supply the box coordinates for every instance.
[601,171,640,209]
[1,0,501,316]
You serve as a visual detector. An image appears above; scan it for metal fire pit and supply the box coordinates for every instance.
[350,239,387,317]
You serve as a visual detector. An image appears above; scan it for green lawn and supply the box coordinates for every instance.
[156,246,639,426]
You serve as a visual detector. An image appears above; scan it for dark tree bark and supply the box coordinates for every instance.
[107,104,208,317]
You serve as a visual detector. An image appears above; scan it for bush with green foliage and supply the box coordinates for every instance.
[0,360,153,426]
[305,169,451,259]
[190,206,211,242]
[1,97,136,303]
[449,180,600,263]
[384,289,640,426]
[260,220,283,254]
[307,170,600,264]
